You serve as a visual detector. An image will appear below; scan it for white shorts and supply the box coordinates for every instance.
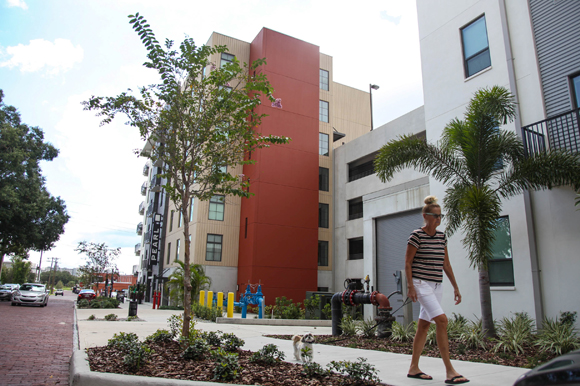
[413,278,444,323]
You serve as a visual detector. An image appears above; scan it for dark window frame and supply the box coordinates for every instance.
[319,167,329,191]
[488,216,515,286]
[319,203,329,228]
[209,195,225,221]
[175,239,180,262]
[220,53,235,68]
[205,234,223,262]
[166,242,171,265]
[318,240,329,266]
[348,237,364,260]
[348,197,363,220]
[461,15,491,78]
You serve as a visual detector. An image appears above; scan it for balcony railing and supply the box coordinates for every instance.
[143,163,150,177]
[150,175,162,192]
[147,202,155,217]
[136,222,143,235]
[134,243,141,256]
[140,182,147,196]
[522,107,580,156]
[138,201,145,216]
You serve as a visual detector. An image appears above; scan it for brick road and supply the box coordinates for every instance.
[0,297,74,386]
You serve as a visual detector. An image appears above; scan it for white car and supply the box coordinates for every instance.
[55,289,64,296]
[12,283,49,307]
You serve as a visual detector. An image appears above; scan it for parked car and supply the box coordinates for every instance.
[11,283,49,307]
[55,289,64,296]
[0,284,19,301]
[513,348,580,386]
[77,289,96,302]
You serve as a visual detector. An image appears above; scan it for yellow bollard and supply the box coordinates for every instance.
[227,292,234,318]
[217,292,224,311]
[199,290,205,306]
[207,291,213,309]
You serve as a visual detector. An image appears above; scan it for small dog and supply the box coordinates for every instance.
[292,333,315,362]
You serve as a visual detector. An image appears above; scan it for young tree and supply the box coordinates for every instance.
[375,86,580,337]
[168,261,211,306]
[0,90,69,276]
[75,241,120,292]
[83,13,289,338]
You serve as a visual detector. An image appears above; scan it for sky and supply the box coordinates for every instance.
[0,0,424,275]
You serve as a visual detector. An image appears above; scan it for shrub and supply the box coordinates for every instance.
[107,332,151,371]
[357,318,377,338]
[87,314,96,321]
[303,295,320,319]
[272,296,303,319]
[560,311,577,326]
[303,361,328,377]
[182,337,209,360]
[425,324,437,346]
[167,314,197,341]
[146,329,173,343]
[104,313,117,321]
[536,317,580,356]
[211,348,240,381]
[340,315,358,336]
[108,332,140,350]
[448,313,468,340]
[459,320,487,350]
[127,315,138,321]
[327,357,381,385]
[494,312,535,355]
[90,300,101,308]
[222,333,244,352]
[202,330,223,347]
[77,299,89,308]
[250,344,285,365]
[192,302,223,322]
[322,303,332,320]
[389,321,416,343]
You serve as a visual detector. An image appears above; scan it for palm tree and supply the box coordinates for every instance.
[375,86,580,337]
[168,261,212,307]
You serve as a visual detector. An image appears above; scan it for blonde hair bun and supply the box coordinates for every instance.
[424,195,438,205]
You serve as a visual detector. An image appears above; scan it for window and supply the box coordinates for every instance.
[206,234,223,261]
[317,287,329,292]
[319,203,329,228]
[220,53,235,68]
[178,211,182,228]
[348,156,376,182]
[318,241,329,266]
[319,133,329,156]
[572,74,580,109]
[348,197,363,220]
[175,239,180,261]
[319,100,329,122]
[348,238,364,260]
[209,195,225,221]
[170,211,174,232]
[319,69,329,91]
[189,197,195,222]
[319,167,329,191]
[488,217,515,286]
[166,242,171,265]
[461,15,491,78]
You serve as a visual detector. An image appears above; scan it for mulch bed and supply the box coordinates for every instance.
[266,334,557,369]
[87,340,392,385]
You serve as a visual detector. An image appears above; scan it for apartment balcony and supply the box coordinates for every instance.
[136,222,143,236]
[134,243,141,256]
[138,201,145,216]
[147,202,155,217]
[522,107,580,156]
[140,182,147,196]
[150,175,162,192]
[143,162,150,177]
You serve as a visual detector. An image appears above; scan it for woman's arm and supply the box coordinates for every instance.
[442,246,462,305]
[405,244,418,302]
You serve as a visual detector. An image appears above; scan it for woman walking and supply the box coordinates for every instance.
[406,196,469,384]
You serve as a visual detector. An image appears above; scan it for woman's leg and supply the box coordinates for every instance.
[408,318,431,377]
[433,314,468,382]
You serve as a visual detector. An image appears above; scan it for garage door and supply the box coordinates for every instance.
[376,209,422,324]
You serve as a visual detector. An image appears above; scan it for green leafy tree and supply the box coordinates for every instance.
[39,270,77,286]
[0,90,69,276]
[375,86,580,337]
[75,241,120,292]
[83,13,289,338]
[167,260,211,306]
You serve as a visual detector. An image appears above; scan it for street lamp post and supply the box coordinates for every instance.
[369,84,380,131]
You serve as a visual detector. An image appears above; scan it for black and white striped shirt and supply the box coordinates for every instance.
[407,228,447,283]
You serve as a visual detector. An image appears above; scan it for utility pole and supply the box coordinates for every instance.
[46,257,58,294]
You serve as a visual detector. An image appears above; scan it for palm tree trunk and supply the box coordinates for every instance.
[478,263,497,338]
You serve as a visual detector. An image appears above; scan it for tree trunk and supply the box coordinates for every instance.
[0,253,4,279]
[478,264,497,338]
[182,194,192,340]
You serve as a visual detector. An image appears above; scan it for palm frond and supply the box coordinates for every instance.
[466,86,517,125]
[374,135,468,186]
[443,183,470,237]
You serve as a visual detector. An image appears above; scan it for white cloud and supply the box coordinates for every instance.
[0,38,83,76]
[6,0,28,10]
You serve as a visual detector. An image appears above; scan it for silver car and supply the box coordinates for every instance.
[12,283,49,307]
[0,284,19,301]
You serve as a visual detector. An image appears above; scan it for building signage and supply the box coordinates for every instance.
[150,219,162,265]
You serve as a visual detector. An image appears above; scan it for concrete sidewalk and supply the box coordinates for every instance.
[73,301,527,386]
